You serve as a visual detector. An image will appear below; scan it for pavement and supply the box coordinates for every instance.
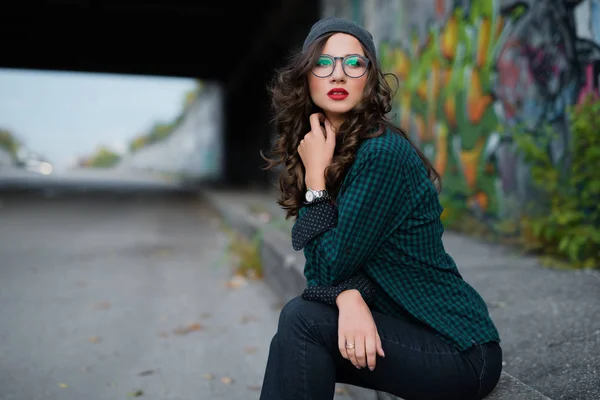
[1,185,597,400]
[0,190,287,400]
[202,187,600,400]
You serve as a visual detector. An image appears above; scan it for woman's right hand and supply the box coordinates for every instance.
[298,113,336,188]
[336,289,385,371]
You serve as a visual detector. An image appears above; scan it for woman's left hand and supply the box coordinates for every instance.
[336,290,385,371]
[298,113,336,185]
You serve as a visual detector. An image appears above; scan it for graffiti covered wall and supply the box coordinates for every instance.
[325,0,600,222]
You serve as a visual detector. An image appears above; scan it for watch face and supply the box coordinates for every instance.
[305,191,314,202]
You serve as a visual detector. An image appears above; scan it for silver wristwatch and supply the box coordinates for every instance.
[305,188,329,203]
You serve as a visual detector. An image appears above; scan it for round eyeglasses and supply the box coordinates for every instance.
[311,54,370,78]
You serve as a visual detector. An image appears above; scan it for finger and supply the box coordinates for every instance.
[308,113,325,137]
[346,339,360,368]
[376,331,385,358]
[365,334,377,371]
[338,333,348,360]
[354,335,367,368]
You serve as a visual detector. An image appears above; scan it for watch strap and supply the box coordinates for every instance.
[304,189,331,205]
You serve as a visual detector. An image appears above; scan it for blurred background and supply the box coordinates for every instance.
[1,1,599,400]
[0,73,222,191]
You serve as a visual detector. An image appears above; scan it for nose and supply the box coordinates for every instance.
[329,59,346,83]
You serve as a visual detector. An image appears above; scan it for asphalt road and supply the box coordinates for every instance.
[0,167,184,192]
[0,190,283,400]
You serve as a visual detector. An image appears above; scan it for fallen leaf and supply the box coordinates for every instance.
[93,301,111,310]
[244,346,258,354]
[246,270,260,280]
[88,336,101,343]
[138,369,154,376]
[247,385,261,391]
[173,323,203,335]
[202,373,214,380]
[58,383,68,389]
[335,386,349,395]
[155,249,171,257]
[487,301,506,309]
[225,275,247,289]
[221,377,234,384]
[127,389,144,397]
[241,315,259,324]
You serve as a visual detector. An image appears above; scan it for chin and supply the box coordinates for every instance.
[321,103,354,115]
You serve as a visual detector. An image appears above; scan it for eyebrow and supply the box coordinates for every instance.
[320,53,364,57]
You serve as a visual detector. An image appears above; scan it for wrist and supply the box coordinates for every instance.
[336,289,363,308]
[305,170,326,190]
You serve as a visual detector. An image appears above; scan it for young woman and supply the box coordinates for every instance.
[259,16,502,400]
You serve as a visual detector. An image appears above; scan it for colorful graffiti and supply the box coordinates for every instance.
[378,0,600,221]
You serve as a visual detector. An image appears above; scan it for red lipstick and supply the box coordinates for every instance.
[327,88,349,100]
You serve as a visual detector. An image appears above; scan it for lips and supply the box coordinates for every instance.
[327,88,348,100]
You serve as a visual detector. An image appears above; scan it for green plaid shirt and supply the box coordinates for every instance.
[292,129,500,351]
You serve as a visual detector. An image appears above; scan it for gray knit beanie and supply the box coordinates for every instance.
[302,17,376,58]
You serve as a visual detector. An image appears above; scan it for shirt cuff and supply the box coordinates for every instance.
[301,271,377,306]
[291,200,337,251]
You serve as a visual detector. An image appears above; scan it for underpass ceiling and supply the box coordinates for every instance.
[1,0,309,81]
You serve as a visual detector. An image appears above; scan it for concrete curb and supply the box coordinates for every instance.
[203,191,553,400]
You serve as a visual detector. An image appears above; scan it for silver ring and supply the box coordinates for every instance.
[346,343,355,349]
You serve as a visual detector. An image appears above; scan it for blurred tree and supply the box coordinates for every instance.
[85,146,121,168]
[147,122,175,144]
[126,78,203,153]
[129,134,149,153]
[183,79,204,109]
[0,129,20,156]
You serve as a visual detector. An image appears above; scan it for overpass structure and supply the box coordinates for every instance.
[2,0,321,187]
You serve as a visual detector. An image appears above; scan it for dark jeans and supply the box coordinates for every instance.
[260,296,502,400]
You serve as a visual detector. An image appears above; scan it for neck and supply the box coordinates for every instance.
[324,112,345,133]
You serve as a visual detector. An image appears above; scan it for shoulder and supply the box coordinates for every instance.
[355,128,417,167]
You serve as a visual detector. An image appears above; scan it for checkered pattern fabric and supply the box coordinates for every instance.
[292,130,500,351]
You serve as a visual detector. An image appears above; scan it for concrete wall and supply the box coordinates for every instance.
[116,82,224,183]
[0,147,14,167]
[322,0,600,222]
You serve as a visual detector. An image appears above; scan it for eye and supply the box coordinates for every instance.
[316,56,333,66]
[344,56,366,68]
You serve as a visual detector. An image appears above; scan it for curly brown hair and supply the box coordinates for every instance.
[260,33,441,220]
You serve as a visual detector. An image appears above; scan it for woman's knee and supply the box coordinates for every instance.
[277,296,334,335]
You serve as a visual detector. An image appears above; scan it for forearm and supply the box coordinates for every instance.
[301,271,378,306]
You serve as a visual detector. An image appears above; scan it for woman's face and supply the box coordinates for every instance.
[308,33,369,129]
